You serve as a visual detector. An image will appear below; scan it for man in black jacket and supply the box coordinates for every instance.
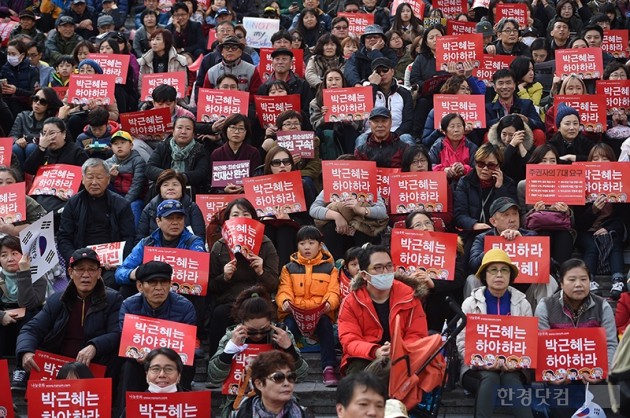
[166,2,207,60]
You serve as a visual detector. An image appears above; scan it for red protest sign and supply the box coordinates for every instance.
[28,164,82,200]
[140,71,188,102]
[337,12,374,35]
[391,0,425,18]
[196,194,243,226]
[196,88,249,123]
[339,272,351,301]
[433,0,467,16]
[211,160,250,187]
[473,54,515,81]
[436,35,483,70]
[29,350,106,383]
[221,217,266,259]
[222,344,272,395]
[555,48,603,80]
[323,86,373,122]
[0,360,14,418]
[127,391,211,417]
[0,137,13,166]
[52,86,69,101]
[554,95,606,133]
[206,28,216,49]
[603,30,629,59]
[88,53,130,84]
[596,80,630,114]
[87,241,126,267]
[120,107,172,140]
[254,94,301,127]
[0,21,17,47]
[290,303,327,337]
[376,167,400,208]
[276,131,315,158]
[446,20,476,35]
[258,48,304,80]
[119,314,196,365]
[537,328,608,382]
[28,378,112,418]
[464,314,538,368]
[389,171,449,214]
[525,164,586,205]
[484,236,550,283]
[243,171,306,216]
[433,94,486,129]
[322,160,377,203]
[391,228,458,279]
[578,161,630,203]
[496,3,527,28]
[143,247,210,296]
[0,182,26,223]
[67,74,116,105]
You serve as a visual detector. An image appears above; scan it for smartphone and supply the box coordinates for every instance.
[0,79,6,86]
[292,2,298,6]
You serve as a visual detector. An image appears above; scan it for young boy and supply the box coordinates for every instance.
[276,225,341,386]
[76,108,114,160]
[105,130,147,226]
[48,55,77,87]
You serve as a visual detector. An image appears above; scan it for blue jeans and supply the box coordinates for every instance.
[130,199,144,227]
[284,314,337,369]
[355,132,416,149]
[12,142,37,169]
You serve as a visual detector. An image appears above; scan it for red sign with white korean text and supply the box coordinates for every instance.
[484,236,550,283]
[67,74,116,105]
[254,94,301,127]
[290,303,327,337]
[29,164,82,200]
[391,229,458,279]
[0,137,12,166]
[389,171,448,214]
[222,344,273,395]
[88,53,130,84]
[376,167,400,208]
[120,107,172,140]
[525,164,586,205]
[322,160,377,203]
[29,350,106,384]
[206,28,216,50]
[143,247,210,296]
[140,71,188,102]
[258,48,305,80]
[433,94,486,129]
[0,21,17,47]
[338,12,374,36]
[596,79,630,114]
[339,271,351,300]
[243,171,306,216]
[221,217,265,258]
[554,95,606,133]
[465,314,538,368]
[473,54,515,82]
[0,182,26,223]
[323,86,373,122]
[119,314,197,365]
[28,378,112,418]
[276,131,315,158]
[496,3,527,28]
[87,241,125,267]
[196,88,249,123]
[196,194,243,226]
[433,0,467,16]
[577,161,630,203]
[0,360,14,418]
[391,0,425,18]
[537,328,608,381]
[211,160,250,188]
[555,48,604,80]
[602,30,629,59]
[446,20,476,35]
[127,391,211,417]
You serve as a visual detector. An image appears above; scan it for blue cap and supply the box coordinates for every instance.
[157,199,185,217]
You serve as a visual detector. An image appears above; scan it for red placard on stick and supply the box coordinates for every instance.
[143,247,210,296]
[554,95,607,133]
[0,182,26,223]
[390,228,458,279]
[211,160,250,188]
[254,94,301,127]
[555,48,604,80]
[120,107,172,140]
[140,72,188,102]
[29,350,106,383]
[337,12,374,35]
[196,194,243,226]
[391,0,425,18]
[537,328,608,382]
[322,160,377,203]
[67,74,116,105]
[119,314,196,365]
[464,314,538,368]
[222,344,273,395]
[446,20,476,35]
[525,164,586,205]
[0,360,14,418]
[435,35,482,70]
[602,30,629,59]
[28,164,82,200]
[484,236,551,283]
[473,54,515,81]
[323,86,373,122]
[0,137,12,166]
[389,171,448,214]
[127,391,211,416]
[88,53,130,84]
[433,0,467,16]
[596,79,630,114]
[0,21,18,47]
[86,241,126,267]
[433,94,486,129]
[276,131,315,158]
[376,167,400,208]
[196,88,249,123]
[577,161,630,203]
[290,303,327,337]
[28,378,112,418]
[243,171,306,216]
[258,48,304,80]
[496,3,527,27]
[221,217,266,258]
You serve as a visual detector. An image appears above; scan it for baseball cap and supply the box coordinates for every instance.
[73,0,87,4]
[369,106,391,120]
[69,248,101,267]
[371,57,394,72]
[489,197,519,217]
[216,7,231,16]
[18,9,36,20]
[136,261,173,282]
[157,199,185,217]
[97,15,114,27]
[476,20,493,37]
[111,130,133,143]
[56,15,75,26]
[271,48,293,58]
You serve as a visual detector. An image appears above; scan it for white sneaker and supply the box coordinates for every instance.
[611,281,624,300]
[590,281,602,296]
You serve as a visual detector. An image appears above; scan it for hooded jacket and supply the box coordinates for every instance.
[487,122,534,182]
[354,132,408,168]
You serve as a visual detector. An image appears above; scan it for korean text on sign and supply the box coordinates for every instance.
[390,228,457,279]
[87,241,126,267]
[276,131,315,159]
[126,391,211,418]
[389,171,448,214]
[485,236,550,283]
[221,217,265,257]
[243,170,306,216]
[525,165,586,205]
[195,194,243,226]
[322,86,373,122]
[433,94,486,129]
[554,95,606,133]
[67,74,116,105]
[596,79,630,114]
[140,71,187,101]
[555,48,604,79]
[212,160,250,188]
[29,164,83,199]
[322,160,377,203]
[0,182,26,223]
[88,53,130,84]
[197,88,249,123]
[576,161,630,203]
[120,107,172,139]
[376,167,400,208]
[435,34,483,70]
[221,344,272,395]
[254,94,301,127]
[143,246,210,296]
[28,378,112,418]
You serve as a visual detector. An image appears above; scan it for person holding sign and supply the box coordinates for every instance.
[258,48,313,114]
[428,113,478,182]
[484,18,530,57]
[137,28,188,96]
[203,35,262,92]
[487,114,535,183]
[355,107,409,168]
[0,166,47,236]
[548,103,596,163]
[344,24,396,88]
[456,249,534,418]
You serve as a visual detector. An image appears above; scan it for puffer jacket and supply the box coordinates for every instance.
[119,290,196,328]
[106,149,147,203]
[0,58,39,103]
[487,122,534,183]
[136,194,206,243]
[276,249,340,321]
[429,137,477,174]
[9,111,46,141]
[354,132,409,168]
[137,47,188,95]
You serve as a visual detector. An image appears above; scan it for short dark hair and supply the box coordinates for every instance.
[401,145,431,172]
[87,107,109,127]
[528,144,559,164]
[271,30,292,44]
[152,84,177,102]
[296,225,322,243]
[55,55,78,68]
[263,146,295,174]
[251,350,295,395]
[440,113,465,132]
[0,235,21,253]
[150,28,173,52]
[275,110,302,130]
[492,68,516,83]
[223,197,258,222]
[496,114,525,136]
[26,41,42,53]
[357,245,390,271]
[581,24,603,38]
[335,372,387,408]
[221,113,251,140]
[232,285,275,322]
[155,169,187,193]
[56,362,94,379]
[171,2,189,14]
[143,347,184,375]
[604,61,630,80]
[404,209,432,229]
[559,258,590,282]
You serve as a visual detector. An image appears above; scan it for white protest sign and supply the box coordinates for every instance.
[243,17,280,48]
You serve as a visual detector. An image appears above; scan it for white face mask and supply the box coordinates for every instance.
[7,55,21,66]
[147,382,178,393]
[365,271,395,290]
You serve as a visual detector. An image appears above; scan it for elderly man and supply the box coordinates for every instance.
[13,248,123,390]
[60,0,98,39]
[9,9,46,49]
[336,372,387,418]
[203,35,262,92]
[44,16,85,63]
[354,107,409,168]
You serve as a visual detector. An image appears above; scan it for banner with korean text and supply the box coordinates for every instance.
[67,74,116,105]
[221,217,265,259]
[525,165,586,205]
[222,344,272,395]
[119,314,196,365]
[433,94,486,129]
[243,171,306,216]
[446,20,476,35]
[473,55,514,82]
[89,53,130,84]
[602,29,629,59]
[0,182,26,223]
[433,0,467,16]
[322,160,377,203]
[596,80,630,115]
[0,137,12,166]
[376,167,400,208]
[290,303,327,337]
[28,378,112,418]
[276,131,315,158]
[87,241,126,267]
[337,12,374,36]
[323,86,373,122]
[197,88,249,123]
[576,161,630,203]
[259,48,304,80]
[143,247,210,296]
[29,164,82,200]
[435,35,483,71]
[29,350,106,383]
[212,160,250,188]
[555,48,603,80]
[484,236,550,283]
[0,360,14,418]
[196,194,243,226]
[390,229,457,279]
[120,107,172,140]
[389,171,448,214]
[554,95,606,133]
[140,72,188,102]
[127,391,211,417]
[254,94,301,127]
[495,3,527,27]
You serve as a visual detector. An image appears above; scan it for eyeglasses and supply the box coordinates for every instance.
[31,96,48,105]
[501,29,519,34]
[173,12,188,17]
[476,161,499,170]
[270,158,292,167]
[72,267,100,274]
[247,327,271,336]
[370,263,394,274]
[222,45,240,51]
[411,220,434,230]
[40,130,61,137]
[410,157,427,166]
[148,365,178,375]
[228,126,246,132]
[486,266,511,276]
[266,371,297,384]
[333,25,348,30]
[281,121,301,129]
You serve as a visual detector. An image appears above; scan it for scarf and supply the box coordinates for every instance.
[251,396,303,418]
[0,270,18,304]
[170,137,196,173]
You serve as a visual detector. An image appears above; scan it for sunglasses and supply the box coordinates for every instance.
[31,95,48,105]
[247,327,271,336]
[270,158,292,167]
[476,161,499,170]
[266,371,297,384]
